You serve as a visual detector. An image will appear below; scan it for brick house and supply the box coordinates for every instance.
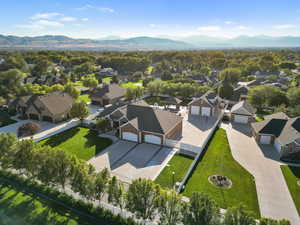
[91,84,126,106]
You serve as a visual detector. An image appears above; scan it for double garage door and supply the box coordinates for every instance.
[260,135,272,145]
[122,132,162,145]
[191,106,211,116]
[122,132,138,142]
[234,115,248,124]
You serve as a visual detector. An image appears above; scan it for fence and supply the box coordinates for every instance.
[177,111,224,193]
[164,139,200,157]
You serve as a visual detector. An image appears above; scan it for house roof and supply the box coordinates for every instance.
[105,100,182,135]
[229,86,249,102]
[264,112,289,120]
[92,84,125,100]
[252,114,300,145]
[188,91,219,107]
[231,101,256,116]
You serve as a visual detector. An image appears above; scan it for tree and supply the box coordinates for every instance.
[64,84,80,99]
[259,55,275,72]
[147,80,163,96]
[126,178,160,222]
[17,122,41,137]
[94,168,110,202]
[279,62,296,70]
[182,192,220,225]
[108,176,126,213]
[111,75,119,84]
[161,71,173,81]
[32,59,51,76]
[95,117,112,133]
[82,76,99,88]
[158,190,182,225]
[0,133,17,168]
[70,101,89,121]
[130,71,143,82]
[218,68,241,84]
[287,87,300,106]
[224,205,256,225]
[218,80,234,99]
[142,77,154,87]
[126,86,144,100]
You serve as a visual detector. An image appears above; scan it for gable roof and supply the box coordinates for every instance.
[231,101,256,116]
[188,91,219,107]
[264,112,289,120]
[229,86,249,102]
[92,84,125,100]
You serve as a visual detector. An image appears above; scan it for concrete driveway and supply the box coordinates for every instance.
[223,122,299,225]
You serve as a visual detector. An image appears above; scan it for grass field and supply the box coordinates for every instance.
[182,129,260,217]
[102,77,112,84]
[0,111,17,128]
[39,127,112,161]
[72,81,84,88]
[145,66,154,74]
[281,165,300,216]
[121,80,143,88]
[155,154,193,189]
[0,182,97,225]
[78,94,91,103]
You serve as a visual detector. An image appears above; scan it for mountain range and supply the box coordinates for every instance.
[0,34,299,50]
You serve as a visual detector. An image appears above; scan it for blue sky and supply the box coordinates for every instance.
[0,0,300,38]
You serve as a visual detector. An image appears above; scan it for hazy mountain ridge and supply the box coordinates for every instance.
[0,34,299,50]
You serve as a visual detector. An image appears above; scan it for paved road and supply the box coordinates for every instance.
[222,123,300,225]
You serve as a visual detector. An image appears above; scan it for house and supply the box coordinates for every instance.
[188,91,222,117]
[228,85,249,104]
[91,84,126,106]
[9,92,74,123]
[99,100,183,145]
[230,101,256,124]
[237,79,260,87]
[251,112,300,156]
[98,68,118,78]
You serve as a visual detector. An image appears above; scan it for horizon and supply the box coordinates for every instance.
[1,0,300,39]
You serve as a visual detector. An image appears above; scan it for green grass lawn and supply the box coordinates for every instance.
[78,94,91,103]
[121,80,143,88]
[255,116,264,122]
[72,81,84,88]
[0,182,100,225]
[0,111,17,128]
[281,165,300,216]
[39,127,112,161]
[182,129,260,217]
[102,77,112,84]
[145,66,154,74]
[155,154,193,189]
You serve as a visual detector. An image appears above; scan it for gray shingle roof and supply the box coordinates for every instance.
[231,101,256,116]
[92,84,125,100]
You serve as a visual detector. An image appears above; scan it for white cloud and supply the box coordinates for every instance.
[197,26,221,31]
[75,4,114,13]
[31,12,62,20]
[272,24,297,29]
[60,16,77,22]
[81,18,89,22]
[17,19,64,29]
[236,25,250,30]
[225,21,234,25]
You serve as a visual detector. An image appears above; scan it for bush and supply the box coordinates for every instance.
[17,121,41,137]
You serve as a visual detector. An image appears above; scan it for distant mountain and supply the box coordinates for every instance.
[0,34,299,50]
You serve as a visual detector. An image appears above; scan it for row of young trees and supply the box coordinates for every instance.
[0,132,291,225]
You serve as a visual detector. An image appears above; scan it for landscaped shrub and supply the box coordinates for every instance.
[17,121,41,137]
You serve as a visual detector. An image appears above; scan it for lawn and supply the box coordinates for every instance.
[0,111,17,128]
[121,80,143,89]
[182,129,260,217]
[155,154,193,189]
[72,81,84,88]
[145,66,154,74]
[0,183,98,225]
[39,127,112,161]
[102,77,112,84]
[281,165,300,215]
[78,94,91,103]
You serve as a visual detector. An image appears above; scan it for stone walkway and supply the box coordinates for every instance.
[222,123,299,225]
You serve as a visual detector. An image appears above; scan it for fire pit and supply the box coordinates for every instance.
[208,174,232,189]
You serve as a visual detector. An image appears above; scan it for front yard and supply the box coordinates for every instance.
[0,111,17,128]
[39,127,112,161]
[281,165,300,215]
[182,129,260,217]
[155,154,193,189]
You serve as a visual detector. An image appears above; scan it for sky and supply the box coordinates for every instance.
[0,0,300,39]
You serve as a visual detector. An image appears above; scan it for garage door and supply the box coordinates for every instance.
[234,115,248,124]
[260,135,271,144]
[144,134,162,145]
[201,107,211,116]
[122,132,138,142]
[191,106,200,115]
[274,139,282,153]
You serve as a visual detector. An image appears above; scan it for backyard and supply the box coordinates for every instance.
[155,154,194,189]
[0,181,99,225]
[182,129,260,217]
[0,111,17,128]
[78,94,91,103]
[281,165,300,215]
[39,127,112,161]
[121,80,143,89]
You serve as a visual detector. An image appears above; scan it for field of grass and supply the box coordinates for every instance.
[78,94,91,103]
[0,111,17,128]
[102,77,112,84]
[182,129,260,217]
[145,66,154,74]
[39,127,112,161]
[0,182,96,225]
[72,81,84,88]
[155,154,193,189]
[281,165,300,215]
[121,80,143,88]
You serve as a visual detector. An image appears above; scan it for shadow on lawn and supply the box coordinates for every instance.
[41,127,80,147]
[289,166,300,178]
[84,130,112,155]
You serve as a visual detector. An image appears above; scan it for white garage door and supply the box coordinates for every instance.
[260,135,271,145]
[201,107,211,116]
[274,139,282,153]
[234,115,248,124]
[191,106,200,115]
[123,132,138,142]
[144,134,162,145]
